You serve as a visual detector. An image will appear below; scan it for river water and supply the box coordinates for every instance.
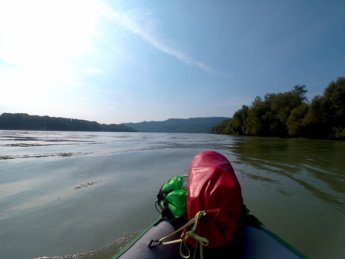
[0,130,344,259]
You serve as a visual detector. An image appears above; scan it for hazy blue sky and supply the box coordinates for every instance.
[0,0,344,123]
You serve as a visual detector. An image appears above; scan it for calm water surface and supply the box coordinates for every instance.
[0,131,344,259]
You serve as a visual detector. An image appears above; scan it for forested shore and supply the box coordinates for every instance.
[212,77,345,140]
[0,113,135,132]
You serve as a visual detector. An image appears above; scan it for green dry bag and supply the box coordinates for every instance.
[156,175,187,221]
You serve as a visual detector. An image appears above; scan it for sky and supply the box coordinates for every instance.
[0,0,344,124]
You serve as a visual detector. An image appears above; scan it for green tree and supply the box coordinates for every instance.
[267,85,307,136]
[229,105,249,135]
[212,118,233,134]
[323,77,345,128]
[287,103,309,136]
[302,96,330,138]
[245,96,270,135]
[212,77,345,139]
[302,77,345,138]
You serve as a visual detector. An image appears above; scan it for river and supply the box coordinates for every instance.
[0,131,344,259]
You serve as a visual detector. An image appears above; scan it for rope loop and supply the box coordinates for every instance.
[148,210,209,259]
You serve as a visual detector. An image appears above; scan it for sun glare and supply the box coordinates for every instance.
[0,0,102,111]
[0,0,99,67]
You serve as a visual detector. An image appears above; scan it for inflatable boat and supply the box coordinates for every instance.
[112,215,305,259]
[113,151,305,258]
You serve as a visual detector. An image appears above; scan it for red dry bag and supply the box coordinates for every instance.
[187,151,243,248]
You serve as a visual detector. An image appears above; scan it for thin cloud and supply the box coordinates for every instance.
[103,6,215,74]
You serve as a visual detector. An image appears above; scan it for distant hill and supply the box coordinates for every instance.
[124,117,228,133]
[0,113,135,132]
[0,113,228,133]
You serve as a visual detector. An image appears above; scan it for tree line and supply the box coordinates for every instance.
[0,113,135,132]
[125,117,227,133]
[212,77,345,140]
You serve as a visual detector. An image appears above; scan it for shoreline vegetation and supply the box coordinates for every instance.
[0,113,226,133]
[1,76,343,138]
[212,77,345,140]
[0,113,136,132]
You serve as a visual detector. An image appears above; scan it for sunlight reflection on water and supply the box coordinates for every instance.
[0,131,344,259]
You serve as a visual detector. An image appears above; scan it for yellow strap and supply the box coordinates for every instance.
[152,210,209,259]
[186,231,209,247]
[179,239,191,259]
[186,230,208,259]
[158,210,206,245]
[158,217,196,245]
